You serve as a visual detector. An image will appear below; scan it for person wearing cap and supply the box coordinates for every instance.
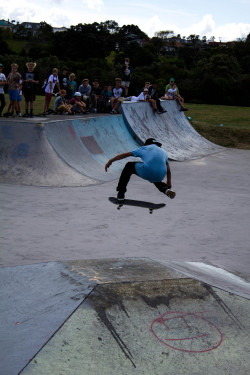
[125,88,149,102]
[0,63,7,116]
[105,138,176,201]
[69,91,86,113]
[165,78,188,111]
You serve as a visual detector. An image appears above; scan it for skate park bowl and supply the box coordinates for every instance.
[1,101,250,375]
[0,100,223,186]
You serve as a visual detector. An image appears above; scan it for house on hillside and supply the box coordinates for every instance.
[0,19,14,29]
[20,22,41,35]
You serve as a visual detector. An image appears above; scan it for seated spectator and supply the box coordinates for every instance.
[99,84,112,112]
[67,73,77,99]
[69,92,86,114]
[148,82,166,114]
[89,79,102,113]
[54,90,72,114]
[126,88,149,102]
[165,78,188,111]
[161,83,177,100]
[110,78,125,114]
[78,78,91,110]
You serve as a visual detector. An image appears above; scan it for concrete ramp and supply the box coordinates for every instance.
[1,258,247,375]
[45,115,139,182]
[0,116,139,186]
[121,100,223,161]
[0,122,96,186]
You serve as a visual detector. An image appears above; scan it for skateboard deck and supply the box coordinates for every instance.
[109,197,166,214]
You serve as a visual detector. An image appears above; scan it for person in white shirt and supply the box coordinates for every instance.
[0,63,7,116]
[43,68,60,114]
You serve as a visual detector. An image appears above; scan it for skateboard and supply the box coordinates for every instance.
[109,197,166,214]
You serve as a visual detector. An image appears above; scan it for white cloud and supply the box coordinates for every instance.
[83,0,103,10]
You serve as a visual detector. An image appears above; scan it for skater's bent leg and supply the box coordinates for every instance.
[116,162,137,193]
[154,181,168,193]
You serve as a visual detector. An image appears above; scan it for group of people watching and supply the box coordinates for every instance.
[0,58,187,118]
[0,61,39,118]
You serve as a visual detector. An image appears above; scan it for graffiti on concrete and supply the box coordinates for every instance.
[151,311,223,353]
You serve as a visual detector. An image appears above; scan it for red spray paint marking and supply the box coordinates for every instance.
[150,311,223,353]
[68,125,77,139]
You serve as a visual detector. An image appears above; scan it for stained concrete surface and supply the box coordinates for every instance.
[21,276,250,375]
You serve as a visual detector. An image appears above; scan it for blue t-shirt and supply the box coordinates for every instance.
[132,144,168,183]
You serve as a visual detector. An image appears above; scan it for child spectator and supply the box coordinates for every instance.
[78,78,91,110]
[99,84,112,112]
[22,61,39,118]
[58,67,69,98]
[43,68,60,114]
[54,90,72,114]
[165,78,188,111]
[16,79,22,117]
[0,63,7,117]
[110,78,125,114]
[6,63,22,117]
[89,79,102,113]
[70,92,86,114]
[121,58,131,96]
[67,73,77,99]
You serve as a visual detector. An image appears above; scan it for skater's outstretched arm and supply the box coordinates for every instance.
[105,152,133,172]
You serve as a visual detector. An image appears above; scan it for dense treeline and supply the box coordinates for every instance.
[1,21,250,106]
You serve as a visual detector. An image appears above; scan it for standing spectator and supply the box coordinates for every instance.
[0,63,7,117]
[6,63,22,117]
[110,78,125,114]
[121,57,131,96]
[89,79,102,113]
[58,67,69,98]
[22,61,39,118]
[78,78,91,110]
[165,78,188,111]
[67,73,77,99]
[148,82,166,114]
[16,79,22,117]
[43,68,60,114]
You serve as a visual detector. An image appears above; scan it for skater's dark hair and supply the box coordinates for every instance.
[144,138,162,147]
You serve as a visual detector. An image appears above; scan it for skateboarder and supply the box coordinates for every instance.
[105,138,176,201]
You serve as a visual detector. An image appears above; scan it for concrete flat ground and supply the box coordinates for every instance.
[1,148,250,281]
[1,148,250,375]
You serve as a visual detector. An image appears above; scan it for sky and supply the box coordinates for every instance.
[2,0,250,42]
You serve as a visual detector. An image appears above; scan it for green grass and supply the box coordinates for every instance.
[186,103,250,149]
[3,95,250,149]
